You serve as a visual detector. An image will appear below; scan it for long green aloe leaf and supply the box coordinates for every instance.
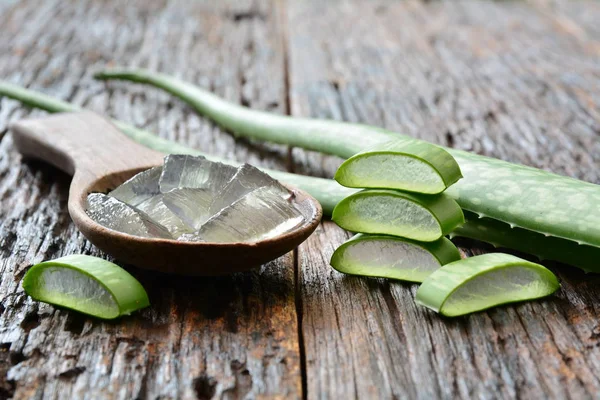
[23,254,150,319]
[415,253,559,317]
[330,234,461,282]
[332,189,464,242]
[1,81,599,272]
[92,69,600,251]
[335,138,462,194]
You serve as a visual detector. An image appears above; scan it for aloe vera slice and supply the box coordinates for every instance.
[415,253,559,317]
[335,139,462,194]
[330,234,461,282]
[22,255,150,319]
[332,189,464,242]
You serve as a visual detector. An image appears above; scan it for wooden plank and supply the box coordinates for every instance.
[0,1,301,399]
[287,1,600,399]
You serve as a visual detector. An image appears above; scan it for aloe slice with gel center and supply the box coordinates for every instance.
[23,255,150,319]
[330,234,461,282]
[332,189,464,242]
[415,253,559,317]
[335,139,462,194]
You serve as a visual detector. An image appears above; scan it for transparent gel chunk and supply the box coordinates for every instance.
[136,194,194,238]
[209,163,291,215]
[162,188,213,230]
[160,155,237,193]
[108,166,162,206]
[86,193,172,239]
[186,186,304,243]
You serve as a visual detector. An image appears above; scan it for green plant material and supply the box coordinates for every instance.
[415,253,559,317]
[0,80,598,272]
[22,254,150,319]
[332,189,464,242]
[335,138,462,194]
[330,234,461,282]
[92,69,600,250]
[453,212,600,274]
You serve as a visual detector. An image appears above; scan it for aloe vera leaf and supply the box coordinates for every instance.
[453,212,600,274]
[330,234,461,282]
[332,189,464,242]
[415,253,559,317]
[0,81,596,272]
[335,138,462,194]
[92,69,600,249]
[22,254,150,319]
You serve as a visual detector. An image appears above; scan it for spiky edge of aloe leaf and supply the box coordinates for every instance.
[0,80,597,272]
[335,139,462,193]
[92,69,600,250]
[453,212,600,274]
[331,189,465,242]
[415,253,559,317]
[330,233,461,282]
[22,254,150,319]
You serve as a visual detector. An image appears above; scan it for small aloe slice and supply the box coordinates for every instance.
[335,138,462,194]
[415,253,559,317]
[22,255,150,319]
[332,189,464,242]
[330,234,461,282]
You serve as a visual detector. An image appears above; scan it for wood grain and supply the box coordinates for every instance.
[2,0,600,399]
[287,1,600,399]
[0,0,301,399]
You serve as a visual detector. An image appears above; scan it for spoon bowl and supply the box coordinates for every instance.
[11,112,322,275]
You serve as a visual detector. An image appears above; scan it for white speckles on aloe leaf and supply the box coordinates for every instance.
[415,253,559,317]
[330,234,461,283]
[2,77,599,272]
[332,189,465,242]
[334,138,462,194]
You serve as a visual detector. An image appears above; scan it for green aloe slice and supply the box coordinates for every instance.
[335,139,462,194]
[330,234,461,282]
[332,189,464,242]
[415,253,559,317]
[22,255,150,319]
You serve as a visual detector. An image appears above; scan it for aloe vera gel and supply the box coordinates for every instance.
[86,155,305,243]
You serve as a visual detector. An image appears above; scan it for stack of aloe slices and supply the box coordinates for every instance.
[329,141,559,316]
[330,138,465,283]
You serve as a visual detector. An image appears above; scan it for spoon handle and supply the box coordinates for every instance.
[10,111,164,188]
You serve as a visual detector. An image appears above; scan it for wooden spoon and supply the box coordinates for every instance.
[10,112,322,276]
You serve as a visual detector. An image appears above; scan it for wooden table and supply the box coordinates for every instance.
[1,1,599,399]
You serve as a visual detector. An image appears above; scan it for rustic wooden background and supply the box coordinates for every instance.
[1,0,600,399]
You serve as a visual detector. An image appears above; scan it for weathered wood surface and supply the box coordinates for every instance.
[1,0,600,399]
[288,1,600,399]
[0,1,301,399]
